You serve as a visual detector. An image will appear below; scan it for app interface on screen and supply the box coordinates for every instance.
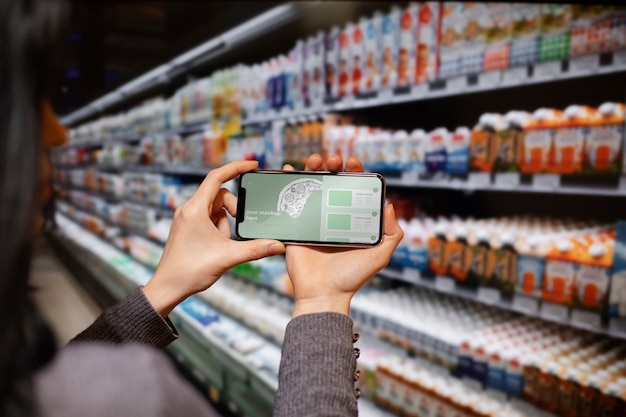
[238,173,383,244]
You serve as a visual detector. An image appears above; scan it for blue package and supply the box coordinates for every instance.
[444,128,470,173]
[425,129,447,173]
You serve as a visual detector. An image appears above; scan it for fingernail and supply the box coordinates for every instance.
[269,243,285,254]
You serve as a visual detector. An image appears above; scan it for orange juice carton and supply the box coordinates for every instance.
[381,6,401,89]
[397,3,418,88]
[538,4,572,62]
[361,13,383,93]
[516,235,548,299]
[509,3,542,67]
[414,2,441,84]
[586,102,625,174]
[448,225,470,284]
[486,230,518,297]
[460,2,489,75]
[496,111,530,172]
[483,3,513,72]
[573,238,613,313]
[470,113,502,172]
[338,23,353,97]
[349,22,365,95]
[324,27,341,100]
[444,126,470,174]
[609,221,626,322]
[552,105,593,174]
[521,108,560,174]
[570,5,615,58]
[543,237,578,305]
[438,2,467,80]
[428,221,449,275]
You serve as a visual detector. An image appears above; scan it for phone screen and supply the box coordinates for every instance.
[236,171,385,246]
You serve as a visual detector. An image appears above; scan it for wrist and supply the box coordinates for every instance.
[292,295,352,318]
[142,280,185,318]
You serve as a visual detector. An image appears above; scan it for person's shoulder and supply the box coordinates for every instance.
[35,343,214,417]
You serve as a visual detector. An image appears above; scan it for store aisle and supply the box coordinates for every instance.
[30,237,101,345]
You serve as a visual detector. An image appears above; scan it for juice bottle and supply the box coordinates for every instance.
[470,113,501,172]
[375,358,394,408]
[552,105,593,174]
[492,231,518,298]
[428,221,449,275]
[543,238,578,305]
[350,21,365,95]
[516,235,547,298]
[438,2,466,80]
[414,2,441,84]
[338,23,353,97]
[504,348,525,398]
[539,362,562,414]
[597,383,621,417]
[324,27,341,99]
[389,130,409,172]
[466,228,491,290]
[522,352,542,405]
[362,13,382,93]
[381,6,400,88]
[586,102,625,174]
[448,225,471,285]
[557,368,580,417]
[575,241,612,313]
[497,110,530,172]
[397,3,418,87]
[407,128,426,173]
[522,108,561,174]
[425,128,448,173]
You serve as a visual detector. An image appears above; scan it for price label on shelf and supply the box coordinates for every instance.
[569,55,599,74]
[534,61,562,79]
[401,171,419,185]
[609,318,626,335]
[540,302,569,322]
[619,176,626,192]
[502,66,529,85]
[477,71,502,88]
[461,377,483,392]
[512,294,540,314]
[468,172,491,188]
[402,267,421,284]
[486,388,507,403]
[477,287,501,304]
[570,309,602,330]
[378,88,393,102]
[495,172,521,188]
[446,76,466,93]
[613,50,626,68]
[411,83,428,97]
[435,276,456,292]
[532,174,560,189]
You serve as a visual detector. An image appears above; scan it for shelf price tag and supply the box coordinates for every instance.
[569,55,599,74]
[534,61,562,79]
[619,176,626,192]
[446,76,466,93]
[402,267,421,284]
[570,309,602,330]
[477,287,501,304]
[609,318,626,335]
[461,377,483,392]
[435,276,456,292]
[502,66,529,85]
[613,50,626,68]
[401,171,419,185]
[512,294,540,315]
[468,172,491,188]
[411,83,428,97]
[495,172,521,188]
[540,302,569,322]
[532,174,560,189]
[477,71,502,88]
[486,388,507,403]
[378,88,393,102]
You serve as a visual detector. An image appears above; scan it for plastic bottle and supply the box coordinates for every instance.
[425,127,448,173]
[468,228,491,289]
[428,221,449,275]
[389,130,409,172]
[470,113,501,172]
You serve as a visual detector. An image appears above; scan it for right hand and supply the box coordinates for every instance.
[283,154,404,318]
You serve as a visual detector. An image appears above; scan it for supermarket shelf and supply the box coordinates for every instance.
[54,163,213,177]
[384,174,626,197]
[379,266,626,341]
[242,52,626,125]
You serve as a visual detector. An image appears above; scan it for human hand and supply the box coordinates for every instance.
[283,154,403,318]
[143,160,286,317]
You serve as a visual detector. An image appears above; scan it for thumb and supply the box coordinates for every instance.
[226,239,286,265]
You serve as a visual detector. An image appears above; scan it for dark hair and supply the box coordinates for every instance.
[0,0,67,416]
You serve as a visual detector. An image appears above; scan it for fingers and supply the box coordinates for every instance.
[214,188,238,218]
[345,157,364,173]
[227,239,286,265]
[283,163,295,172]
[304,154,324,171]
[372,204,404,261]
[193,160,258,207]
[325,154,343,172]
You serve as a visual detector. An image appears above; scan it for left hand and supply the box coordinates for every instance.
[143,160,286,317]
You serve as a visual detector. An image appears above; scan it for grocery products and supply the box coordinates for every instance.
[483,3,512,72]
[396,3,418,88]
[538,4,572,62]
[438,2,466,80]
[509,3,542,67]
[470,113,502,172]
[586,102,625,174]
[414,2,440,84]
[521,108,560,174]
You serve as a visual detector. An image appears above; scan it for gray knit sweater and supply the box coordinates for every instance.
[34,288,358,417]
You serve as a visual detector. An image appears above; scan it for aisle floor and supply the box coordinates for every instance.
[30,237,101,345]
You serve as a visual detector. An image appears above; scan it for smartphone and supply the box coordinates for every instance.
[236,170,386,246]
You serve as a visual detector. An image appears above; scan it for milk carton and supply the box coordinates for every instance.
[538,4,572,62]
[350,21,365,95]
[483,3,512,72]
[324,27,341,100]
[543,238,578,306]
[339,24,353,97]
[415,2,441,84]
[609,221,626,322]
[397,3,418,87]
[407,129,426,173]
[425,128,448,173]
[521,108,560,174]
[551,105,592,174]
[381,6,401,88]
[586,102,625,174]
[362,13,383,93]
[439,2,466,79]
[461,2,489,75]
[570,5,615,58]
[308,32,325,105]
[574,239,613,313]
[509,3,542,67]
[516,235,548,298]
[445,127,470,174]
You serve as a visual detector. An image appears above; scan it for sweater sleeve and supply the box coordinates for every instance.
[274,313,358,417]
[71,287,178,349]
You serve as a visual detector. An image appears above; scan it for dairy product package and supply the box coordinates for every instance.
[424,128,448,173]
[308,32,326,105]
[612,8,626,52]
[406,128,426,173]
[538,4,572,62]
[324,27,341,100]
[388,130,409,172]
[438,2,466,79]
[542,239,578,305]
[574,260,611,313]
[349,22,365,95]
[496,111,530,172]
[586,102,625,174]
[381,6,401,88]
[516,237,547,298]
[397,3,418,87]
[362,13,383,93]
[338,23,353,97]
[521,108,560,174]
[551,105,592,174]
[444,127,470,174]
[509,3,542,67]
[570,5,615,57]
[483,3,512,72]
[461,2,489,75]
[609,221,626,320]
[414,2,441,84]
[470,113,502,172]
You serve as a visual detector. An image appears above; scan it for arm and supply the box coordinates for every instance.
[274,313,358,417]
